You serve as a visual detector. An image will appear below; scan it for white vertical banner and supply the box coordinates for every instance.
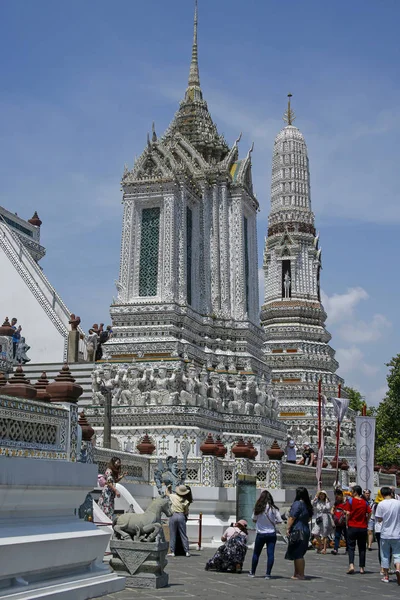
[316,395,327,488]
[355,416,376,492]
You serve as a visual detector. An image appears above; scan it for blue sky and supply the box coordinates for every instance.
[0,0,399,406]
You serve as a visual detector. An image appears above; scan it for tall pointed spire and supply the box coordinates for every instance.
[164,0,229,163]
[283,93,296,125]
[188,0,200,88]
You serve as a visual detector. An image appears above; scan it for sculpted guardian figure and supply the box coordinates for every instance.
[179,364,197,407]
[15,337,30,364]
[244,375,257,415]
[195,368,209,409]
[254,378,268,417]
[208,373,222,412]
[230,379,245,414]
[120,366,146,406]
[94,364,122,407]
[284,271,291,298]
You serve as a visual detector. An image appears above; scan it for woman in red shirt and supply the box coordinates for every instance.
[346,485,372,574]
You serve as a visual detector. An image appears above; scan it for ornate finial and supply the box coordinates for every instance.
[28,211,42,227]
[188,0,200,88]
[152,122,157,142]
[247,141,254,159]
[235,132,242,145]
[147,132,151,148]
[283,93,296,125]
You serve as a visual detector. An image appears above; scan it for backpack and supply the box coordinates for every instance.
[333,507,346,527]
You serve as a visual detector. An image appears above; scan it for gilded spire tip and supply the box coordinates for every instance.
[283,93,296,125]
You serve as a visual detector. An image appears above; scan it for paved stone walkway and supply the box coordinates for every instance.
[101,545,400,599]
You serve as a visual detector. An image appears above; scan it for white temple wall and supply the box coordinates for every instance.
[0,249,67,363]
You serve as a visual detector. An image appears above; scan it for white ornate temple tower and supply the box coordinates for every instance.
[261,97,353,456]
[107,1,264,374]
[88,3,285,457]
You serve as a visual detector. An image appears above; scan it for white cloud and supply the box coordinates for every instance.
[336,346,379,378]
[368,385,388,407]
[338,314,391,344]
[321,287,369,324]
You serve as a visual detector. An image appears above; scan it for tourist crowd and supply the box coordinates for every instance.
[203,484,400,584]
[96,458,400,585]
[87,322,113,362]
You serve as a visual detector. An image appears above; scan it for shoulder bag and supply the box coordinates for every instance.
[287,505,305,545]
[288,528,305,544]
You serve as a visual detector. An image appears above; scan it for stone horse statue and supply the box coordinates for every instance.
[113,496,173,542]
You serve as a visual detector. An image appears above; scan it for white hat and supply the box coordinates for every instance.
[289,440,295,447]
[175,484,190,496]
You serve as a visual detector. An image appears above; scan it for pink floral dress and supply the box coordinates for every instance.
[97,468,116,519]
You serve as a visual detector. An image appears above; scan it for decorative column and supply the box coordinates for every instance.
[177,185,187,304]
[266,440,284,489]
[219,182,230,317]
[47,363,83,462]
[67,314,81,363]
[201,455,218,487]
[162,195,175,302]
[118,200,133,302]
[200,434,218,486]
[211,183,221,312]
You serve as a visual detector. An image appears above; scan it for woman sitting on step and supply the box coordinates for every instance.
[205,520,248,573]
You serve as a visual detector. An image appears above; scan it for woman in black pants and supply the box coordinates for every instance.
[346,485,372,575]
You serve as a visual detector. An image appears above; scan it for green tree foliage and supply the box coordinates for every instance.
[344,386,364,414]
[375,354,400,466]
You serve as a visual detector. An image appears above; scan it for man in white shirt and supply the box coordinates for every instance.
[375,486,400,584]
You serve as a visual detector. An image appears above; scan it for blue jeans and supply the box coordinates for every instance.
[381,538,400,569]
[334,525,348,551]
[251,532,277,575]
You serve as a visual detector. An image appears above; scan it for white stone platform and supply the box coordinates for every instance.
[0,456,125,599]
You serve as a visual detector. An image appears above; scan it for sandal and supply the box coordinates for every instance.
[346,569,355,575]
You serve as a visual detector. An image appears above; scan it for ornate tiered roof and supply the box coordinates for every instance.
[122,1,246,187]
[163,0,229,163]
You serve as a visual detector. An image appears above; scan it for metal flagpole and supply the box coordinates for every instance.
[334,383,342,487]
